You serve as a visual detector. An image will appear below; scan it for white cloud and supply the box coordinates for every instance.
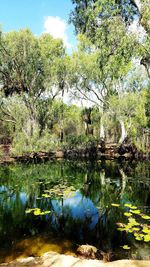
[43,16,71,49]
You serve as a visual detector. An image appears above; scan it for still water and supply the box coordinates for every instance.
[0,160,150,262]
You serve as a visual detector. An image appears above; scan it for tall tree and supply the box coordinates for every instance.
[0,29,67,137]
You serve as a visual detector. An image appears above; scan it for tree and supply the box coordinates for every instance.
[70,0,150,78]
[106,91,147,143]
[68,28,136,139]
[69,0,149,142]
[0,29,67,138]
[70,0,139,35]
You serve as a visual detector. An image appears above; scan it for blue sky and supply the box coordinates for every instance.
[0,0,77,49]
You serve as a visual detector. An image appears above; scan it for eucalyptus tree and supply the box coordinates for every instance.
[0,28,67,140]
[70,0,139,35]
[69,0,149,142]
[106,91,147,143]
[69,30,136,139]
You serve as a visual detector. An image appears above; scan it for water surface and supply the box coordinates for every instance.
[0,160,149,262]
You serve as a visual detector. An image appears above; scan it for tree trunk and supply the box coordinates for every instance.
[100,120,105,139]
[119,119,127,143]
[100,170,106,186]
[60,89,64,143]
[84,121,89,135]
[119,169,127,196]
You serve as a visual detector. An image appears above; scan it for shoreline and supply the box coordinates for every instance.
[0,252,150,267]
[0,142,149,164]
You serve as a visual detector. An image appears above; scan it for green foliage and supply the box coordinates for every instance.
[64,134,99,150]
[0,0,149,154]
[11,130,61,156]
[70,0,139,35]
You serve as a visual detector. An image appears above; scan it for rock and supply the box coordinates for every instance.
[0,252,150,267]
[55,150,64,158]
[77,245,98,259]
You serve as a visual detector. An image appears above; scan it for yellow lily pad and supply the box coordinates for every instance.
[135,236,143,241]
[42,193,50,198]
[124,212,132,217]
[117,228,126,231]
[142,228,150,234]
[130,209,141,215]
[111,203,120,207]
[124,204,132,208]
[141,215,150,220]
[132,227,140,231]
[130,206,137,209]
[144,235,150,242]
[122,245,130,250]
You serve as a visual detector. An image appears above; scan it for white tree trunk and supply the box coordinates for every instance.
[100,170,106,186]
[119,169,127,196]
[84,122,88,135]
[100,119,105,139]
[119,119,127,143]
[133,0,141,12]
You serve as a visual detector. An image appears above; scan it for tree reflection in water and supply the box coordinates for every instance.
[0,160,149,261]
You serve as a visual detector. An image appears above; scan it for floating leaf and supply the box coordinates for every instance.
[124,212,132,217]
[141,215,150,220]
[142,227,150,234]
[135,236,143,241]
[128,218,140,226]
[124,204,132,208]
[111,203,120,207]
[25,208,34,214]
[42,193,50,198]
[130,209,141,215]
[121,245,130,250]
[144,235,150,242]
[134,233,139,237]
[117,228,126,231]
[130,206,137,210]
[43,211,51,215]
[132,227,140,231]
[33,208,41,215]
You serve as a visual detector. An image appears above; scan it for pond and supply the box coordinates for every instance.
[0,160,150,262]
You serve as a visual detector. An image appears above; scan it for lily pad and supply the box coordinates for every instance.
[124,212,132,217]
[111,203,120,207]
[130,209,141,215]
[144,234,150,242]
[121,245,130,250]
[142,228,150,234]
[141,215,150,220]
[124,204,132,208]
[130,206,137,210]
